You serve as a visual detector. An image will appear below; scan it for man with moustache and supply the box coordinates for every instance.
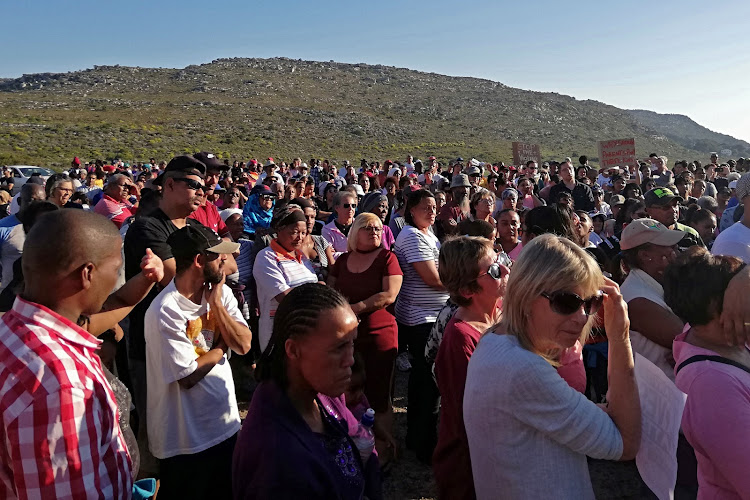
[145,224,251,500]
[123,155,207,475]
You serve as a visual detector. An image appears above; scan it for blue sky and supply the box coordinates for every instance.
[2,0,749,144]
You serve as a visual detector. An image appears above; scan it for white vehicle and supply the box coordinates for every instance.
[4,165,55,195]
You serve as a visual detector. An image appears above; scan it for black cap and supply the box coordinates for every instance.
[644,187,681,207]
[193,152,226,171]
[167,224,240,259]
[164,155,206,178]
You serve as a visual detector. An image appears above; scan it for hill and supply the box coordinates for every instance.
[0,57,746,168]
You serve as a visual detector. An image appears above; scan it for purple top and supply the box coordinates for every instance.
[232,381,381,500]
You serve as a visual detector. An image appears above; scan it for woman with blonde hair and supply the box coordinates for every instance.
[464,234,641,499]
[433,236,508,499]
[328,212,403,462]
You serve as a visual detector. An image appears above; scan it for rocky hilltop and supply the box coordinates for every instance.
[1,57,746,166]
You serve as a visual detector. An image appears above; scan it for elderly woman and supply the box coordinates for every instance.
[322,190,358,260]
[433,237,508,500]
[253,205,318,352]
[616,218,686,380]
[464,234,641,499]
[242,184,275,240]
[291,197,334,281]
[45,173,76,208]
[360,192,395,249]
[328,213,403,462]
[393,188,449,463]
[233,284,380,499]
[467,190,496,226]
[664,248,750,499]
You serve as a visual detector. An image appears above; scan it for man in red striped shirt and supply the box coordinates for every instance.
[0,210,132,499]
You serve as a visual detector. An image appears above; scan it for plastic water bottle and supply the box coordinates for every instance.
[352,408,376,462]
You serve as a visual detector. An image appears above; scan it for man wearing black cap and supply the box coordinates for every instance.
[145,224,251,500]
[123,154,207,476]
[644,187,704,249]
[190,152,231,237]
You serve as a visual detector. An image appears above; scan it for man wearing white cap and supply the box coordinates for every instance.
[712,173,750,263]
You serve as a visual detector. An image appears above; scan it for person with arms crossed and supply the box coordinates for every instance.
[145,224,251,500]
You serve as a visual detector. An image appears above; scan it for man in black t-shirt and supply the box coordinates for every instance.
[549,160,595,211]
[123,155,207,475]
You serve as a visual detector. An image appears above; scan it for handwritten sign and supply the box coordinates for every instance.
[598,138,636,169]
[512,142,541,168]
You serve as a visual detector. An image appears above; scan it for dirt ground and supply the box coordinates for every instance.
[231,356,652,500]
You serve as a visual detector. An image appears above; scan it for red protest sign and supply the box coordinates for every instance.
[512,142,541,167]
[598,138,636,169]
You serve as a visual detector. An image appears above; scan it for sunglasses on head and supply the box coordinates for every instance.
[541,290,603,316]
[173,177,205,191]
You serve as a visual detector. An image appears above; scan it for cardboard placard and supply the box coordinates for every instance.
[512,142,541,168]
[598,138,636,169]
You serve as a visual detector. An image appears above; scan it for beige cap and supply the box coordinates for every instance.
[620,218,685,250]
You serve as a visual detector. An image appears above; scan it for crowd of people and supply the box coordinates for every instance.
[2,149,750,499]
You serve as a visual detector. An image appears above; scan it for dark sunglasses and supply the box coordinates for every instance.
[342,203,358,209]
[541,290,603,316]
[477,262,505,281]
[173,177,205,191]
[260,194,275,201]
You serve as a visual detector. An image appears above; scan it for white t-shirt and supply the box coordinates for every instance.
[144,280,244,459]
[620,268,676,381]
[253,245,318,351]
[393,225,449,326]
[712,221,750,263]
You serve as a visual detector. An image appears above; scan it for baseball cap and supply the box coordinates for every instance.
[73,157,81,165]
[164,155,206,178]
[193,152,226,171]
[620,218,685,250]
[464,166,481,176]
[644,187,681,207]
[610,194,626,206]
[167,224,240,259]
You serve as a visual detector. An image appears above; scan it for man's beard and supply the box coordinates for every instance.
[454,192,470,212]
[204,265,224,285]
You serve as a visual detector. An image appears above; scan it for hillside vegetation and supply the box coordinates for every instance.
[1,57,747,168]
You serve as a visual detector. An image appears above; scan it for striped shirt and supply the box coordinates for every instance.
[393,225,449,326]
[93,194,134,229]
[0,297,132,499]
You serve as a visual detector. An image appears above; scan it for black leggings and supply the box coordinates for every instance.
[398,322,440,462]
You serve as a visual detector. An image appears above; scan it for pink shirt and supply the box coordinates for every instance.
[673,330,750,499]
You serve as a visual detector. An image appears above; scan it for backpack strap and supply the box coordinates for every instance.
[675,354,750,376]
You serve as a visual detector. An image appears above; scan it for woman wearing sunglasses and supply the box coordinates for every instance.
[322,191,358,261]
[464,234,640,499]
[242,184,275,240]
[432,236,508,500]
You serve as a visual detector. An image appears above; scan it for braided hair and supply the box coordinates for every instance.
[255,283,349,388]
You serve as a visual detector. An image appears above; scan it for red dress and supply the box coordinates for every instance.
[330,249,403,412]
